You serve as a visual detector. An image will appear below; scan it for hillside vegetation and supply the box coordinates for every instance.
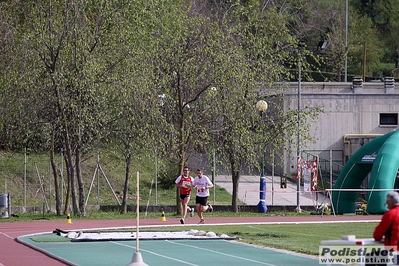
[0,150,234,209]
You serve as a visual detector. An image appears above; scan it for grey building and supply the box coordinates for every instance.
[279,77,398,184]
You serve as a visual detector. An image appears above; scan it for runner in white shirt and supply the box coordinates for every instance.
[192,168,214,224]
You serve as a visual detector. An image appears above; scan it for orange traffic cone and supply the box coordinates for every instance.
[66,213,72,224]
[160,211,166,222]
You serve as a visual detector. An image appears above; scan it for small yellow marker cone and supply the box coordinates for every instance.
[160,211,166,222]
[66,213,72,224]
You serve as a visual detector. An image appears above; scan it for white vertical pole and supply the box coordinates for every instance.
[126,171,148,266]
[136,171,139,251]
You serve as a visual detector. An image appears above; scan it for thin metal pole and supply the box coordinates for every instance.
[155,154,158,206]
[344,0,348,82]
[49,161,51,212]
[296,56,301,212]
[212,150,216,205]
[363,42,367,81]
[60,149,64,206]
[211,97,216,205]
[330,149,333,189]
[24,148,27,212]
[97,152,100,205]
[136,171,140,251]
[261,112,265,176]
[272,151,274,206]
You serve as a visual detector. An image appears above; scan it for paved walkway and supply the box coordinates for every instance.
[215,175,327,208]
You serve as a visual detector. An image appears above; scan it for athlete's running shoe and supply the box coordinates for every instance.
[180,218,184,224]
[207,202,213,212]
[189,207,195,217]
[198,219,205,224]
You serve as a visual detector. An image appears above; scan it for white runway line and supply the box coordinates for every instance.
[166,239,277,266]
[111,241,199,266]
[0,232,14,239]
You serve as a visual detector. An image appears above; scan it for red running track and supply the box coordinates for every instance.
[0,215,382,266]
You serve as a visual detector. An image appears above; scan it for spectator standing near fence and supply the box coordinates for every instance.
[193,168,213,224]
[175,166,195,224]
[372,191,399,266]
[373,191,399,245]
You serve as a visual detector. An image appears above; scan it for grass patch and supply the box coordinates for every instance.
[200,222,377,255]
[254,232,287,238]
[64,219,379,256]
[131,222,378,256]
[30,236,71,242]
[0,209,325,223]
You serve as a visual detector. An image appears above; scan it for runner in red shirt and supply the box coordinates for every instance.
[175,166,195,224]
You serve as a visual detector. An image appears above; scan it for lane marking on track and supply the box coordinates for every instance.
[111,241,199,266]
[165,239,277,266]
[0,232,14,239]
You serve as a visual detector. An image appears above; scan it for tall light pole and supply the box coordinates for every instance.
[344,0,348,82]
[296,54,302,213]
[210,87,217,205]
[256,100,268,213]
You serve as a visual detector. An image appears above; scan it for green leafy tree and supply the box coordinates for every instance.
[5,0,134,215]
[101,0,177,214]
[212,2,290,212]
[347,14,383,77]
[197,1,322,212]
[351,0,399,71]
[0,1,43,151]
[148,1,240,211]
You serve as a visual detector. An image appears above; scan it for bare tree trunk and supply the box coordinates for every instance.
[337,67,342,82]
[75,148,86,216]
[66,146,80,215]
[176,156,185,215]
[230,158,240,213]
[63,151,71,215]
[50,131,62,216]
[54,83,80,215]
[120,153,131,214]
[62,127,79,215]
